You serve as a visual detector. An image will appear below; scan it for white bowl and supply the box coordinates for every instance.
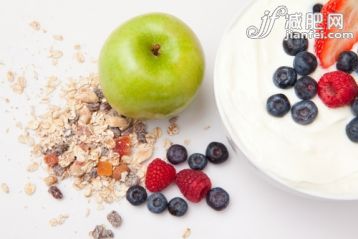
[213,1,358,201]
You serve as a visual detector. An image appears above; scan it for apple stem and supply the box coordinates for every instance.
[151,44,161,56]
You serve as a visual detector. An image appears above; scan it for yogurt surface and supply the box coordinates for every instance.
[215,0,358,198]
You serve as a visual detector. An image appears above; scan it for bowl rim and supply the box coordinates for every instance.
[213,0,358,202]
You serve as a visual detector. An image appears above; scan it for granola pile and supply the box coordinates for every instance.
[25,73,161,204]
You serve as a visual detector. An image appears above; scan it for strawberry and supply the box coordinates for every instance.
[318,71,358,108]
[315,0,358,68]
[145,159,176,192]
[176,169,212,203]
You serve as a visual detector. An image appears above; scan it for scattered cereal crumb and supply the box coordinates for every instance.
[1,183,9,194]
[53,35,64,41]
[184,139,190,146]
[11,76,26,94]
[7,71,15,82]
[49,214,69,227]
[24,182,36,195]
[74,44,81,50]
[49,48,63,60]
[182,228,191,239]
[43,176,58,186]
[75,51,85,63]
[107,210,122,228]
[163,138,173,150]
[27,162,39,172]
[90,225,114,239]
[29,21,41,31]
[167,116,179,136]
[85,208,91,217]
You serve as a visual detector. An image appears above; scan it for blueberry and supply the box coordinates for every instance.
[346,118,358,142]
[188,153,208,170]
[206,142,229,164]
[294,76,318,100]
[166,144,188,165]
[336,51,358,73]
[147,193,168,214]
[291,100,318,125]
[313,3,323,13]
[352,97,358,116]
[206,187,230,211]
[126,185,147,206]
[168,197,188,217]
[293,51,318,76]
[266,94,291,117]
[273,66,297,89]
[282,32,308,56]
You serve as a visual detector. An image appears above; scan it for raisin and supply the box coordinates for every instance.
[52,164,66,177]
[97,161,113,177]
[133,120,147,143]
[93,88,104,101]
[48,185,63,199]
[109,127,121,138]
[99,102,112,112]
[53,143,69,156]
[107,211,122,228]
[86,102,100,112]
[90,225,114,239]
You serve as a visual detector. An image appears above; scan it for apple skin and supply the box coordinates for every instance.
[99,13,205,119]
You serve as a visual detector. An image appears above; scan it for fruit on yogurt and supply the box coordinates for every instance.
[266,94,291,117]
[145,158,176,192]
[313,3,323,13]
[273,66,297,89]
[294,76,318,100]
[346,118,358,142]
[291,100,318,125]
[282,33,308,56]
[166,144,188,165]
[147,192,168,214]
[99,13,205,119]
[188,153,208,170]
[206,187,230,211]
[293,51,318,76]
[126,185,148,206]
[336,51,358,73]
[315,0,358,68]
[318,71,358,108]
[167,197,188,217]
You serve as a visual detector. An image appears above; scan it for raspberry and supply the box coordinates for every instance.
[145,159,176,192]
[318,71,358,108]
[176,169,212,203]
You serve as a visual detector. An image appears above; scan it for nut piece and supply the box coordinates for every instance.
[43,176,58,186]
[24,183,36,196]
[107,210,122,228]
[48,185,63,199]
[90,225,114,239]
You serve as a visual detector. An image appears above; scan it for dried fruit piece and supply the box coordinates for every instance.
[107,211,122,228]
[44,153,59,167]
[97,161,113,177]
[113,136,131,157]
[90,225,114,239]
[112,164,129,181]
[48,185,63,199]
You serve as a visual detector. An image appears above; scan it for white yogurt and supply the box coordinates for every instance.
[215,0,358,199]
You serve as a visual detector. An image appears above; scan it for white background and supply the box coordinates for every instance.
[1,0,358,238]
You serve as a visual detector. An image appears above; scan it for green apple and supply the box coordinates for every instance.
[99,13,205,119]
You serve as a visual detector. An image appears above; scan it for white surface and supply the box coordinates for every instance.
[214,0,358,199]
[1,0,358,239]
